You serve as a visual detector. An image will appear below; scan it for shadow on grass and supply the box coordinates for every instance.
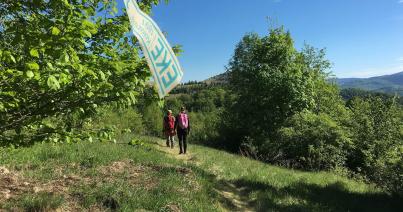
[168,162,402,211]
[226,178,403,212]
[150,139,402,211]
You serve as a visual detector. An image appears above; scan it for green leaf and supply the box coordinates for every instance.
[82,20,95,29]
[34,72,41,80]
[14,70,23,77]
[1,51,16,63]
[129,91,137,104]
[84,7,95,15]
[26,62,39,70]
[86,92,94,97]
[9,54,16,63]
[99,71,106,81]
[62,0,70,7]
[47,75,60,90]
[29,49,39,58]
[80,30,92,38]
[111,6,118,14]
[60,52,69,63]
[51,27,61,36]
[26,71,34,79]
[64,53,70,63]
[65,136,71,144]
[84,68,96,78]
[59,73,70,84]
[46,62,54,70]
[0,103,5,112]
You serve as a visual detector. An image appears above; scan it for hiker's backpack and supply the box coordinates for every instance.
[178,113,188,129]
[165,116,175,130]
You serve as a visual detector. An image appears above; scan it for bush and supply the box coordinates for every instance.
[275,111,351,170]
[92,106,145,139]
[347,97,403,196]
[187,111,221,145]
[382,157,403,197]
[142,102,163,137]
[369,154,403,197]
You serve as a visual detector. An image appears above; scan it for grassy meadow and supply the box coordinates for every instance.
[0,136,401,211]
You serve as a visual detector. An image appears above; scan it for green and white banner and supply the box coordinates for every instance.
[124,0,183,98]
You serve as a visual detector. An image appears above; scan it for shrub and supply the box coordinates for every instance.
[92,106,145,139]
[187,111,221,146]
[347,97,402,196]
[142,102,163,137]
[275,111,351,170]
[369,154,403,197]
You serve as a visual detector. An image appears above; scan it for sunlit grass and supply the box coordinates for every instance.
[0,137,401,211]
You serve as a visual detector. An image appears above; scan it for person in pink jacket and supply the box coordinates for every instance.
[175,107,190,154]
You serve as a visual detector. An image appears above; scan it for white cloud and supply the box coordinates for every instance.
[398,57,403,61]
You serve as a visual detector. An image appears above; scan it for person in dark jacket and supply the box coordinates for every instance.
[175,106,190,154]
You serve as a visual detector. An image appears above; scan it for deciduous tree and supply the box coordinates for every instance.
[0,0,167,145]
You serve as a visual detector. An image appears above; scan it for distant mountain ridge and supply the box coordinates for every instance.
[336,71,403,96]
[202,71,403,96]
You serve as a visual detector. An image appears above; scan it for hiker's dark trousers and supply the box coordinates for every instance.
[177,128,188,153]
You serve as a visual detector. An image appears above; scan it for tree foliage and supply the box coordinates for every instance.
[224,27,334,145]
[341,88,403,105]
[347,97,402,195]
[276,110,351,170]
[142,102,163,136]
[0,0,167,145]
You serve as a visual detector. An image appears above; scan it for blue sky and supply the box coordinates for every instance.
[121,0,403,81]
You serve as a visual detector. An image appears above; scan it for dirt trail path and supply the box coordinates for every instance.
[154,139,254,212]
[154,141,193,162]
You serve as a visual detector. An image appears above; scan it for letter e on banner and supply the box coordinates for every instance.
[124,0,184,98]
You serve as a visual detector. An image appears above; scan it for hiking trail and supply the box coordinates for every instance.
[154,139,254,211]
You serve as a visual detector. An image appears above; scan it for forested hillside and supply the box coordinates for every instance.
[336,71,403,95]
[196,70,403,96]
